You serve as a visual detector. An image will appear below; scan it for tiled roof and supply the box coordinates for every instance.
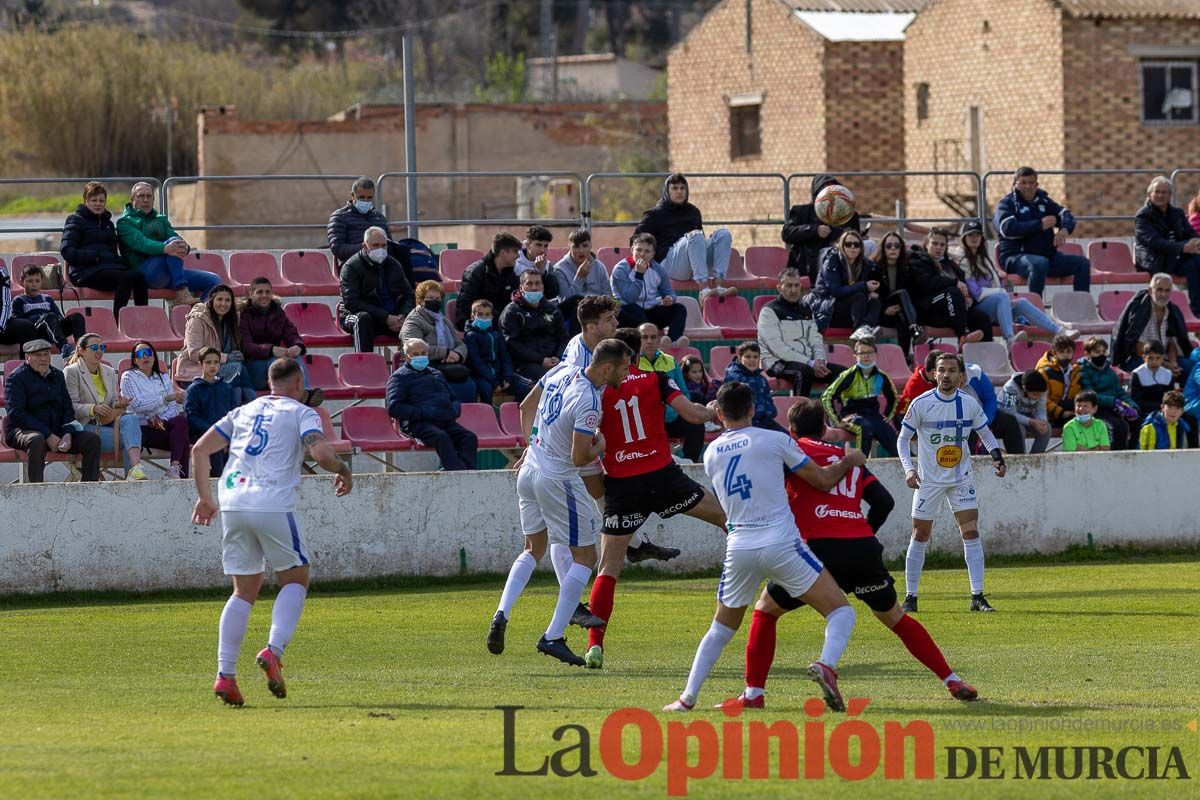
[785,0,926,11]
[1057,0,1200,18]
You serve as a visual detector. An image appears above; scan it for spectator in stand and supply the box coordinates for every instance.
[959,361,1026,455]
[992,166,1091,297]
[821,336,899,457]
[1139,390,1191,450]
[454,233,521,331]
[59,181,149,318]
[500,269,567,399]
[337,226,415,354]
[1188,191,1200,236]
[464,299,513,404]
[758,267,846,397]
[611,232,688,345]
[514,225,560,299]
[1112,272,1195,375]
[327,177,396,267]
[185,347,237,475]
[0,265,40,350]
[634,173,734,300]
[13,264,87,358]
[117,181,220,305]
[636,322,704,462]
[63,333,145,479]
[957,219,1076,347]
[867,231,923,356]
[781,174,864,284]
[896,347,938,418]
[401,279,475,403]
[1130,340,1174,417]
[805,230,881,339]
[681,354,720,405]
[5,338,101,482]
[906,228,991,345]
[1134,176,1200,317]
[723,340,785,433]
[239,277,321,406]
[1061,391,1110,452]
[1077,337,1135,450]
[1037,333,1083,429]
[176,284,256,405]
[121,340,191,478]
[998,369,1050,454]
[552,229,612,334]
[386,338,478,471]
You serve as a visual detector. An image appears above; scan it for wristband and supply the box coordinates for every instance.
[989,448,1004,464]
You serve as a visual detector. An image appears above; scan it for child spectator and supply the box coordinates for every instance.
[1037,334,1083,428]
[723,341,784,433]
[12,265,87,358]
[1078,336,1135,450]
[998,369,1051,453]
[463,299,513,404]
[1139,390,1191,450]
[896,348,939,418]
[1130,340,1174,415]
[681,355,719,404]
[821,336,899,457]
[1061,391,1110,452]
[185,346,237,474]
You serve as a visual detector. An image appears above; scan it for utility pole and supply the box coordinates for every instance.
[540,0,554,98]
[403,31,418,239]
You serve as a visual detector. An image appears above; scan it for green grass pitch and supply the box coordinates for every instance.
[1,558,1196,799]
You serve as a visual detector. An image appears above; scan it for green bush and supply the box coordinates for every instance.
[0,192,130,216]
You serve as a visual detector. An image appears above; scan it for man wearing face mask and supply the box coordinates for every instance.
[821,337,899,457]
[327,177,400,269]
[500,269,568,399]
[1035,334,1083,428]
[386,339,478,471]
[337,226,415,353]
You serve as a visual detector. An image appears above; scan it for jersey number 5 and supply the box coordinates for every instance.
[244,413,271,456]
[723,454,753,500]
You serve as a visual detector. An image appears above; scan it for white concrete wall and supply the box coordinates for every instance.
[2,451,1198,594]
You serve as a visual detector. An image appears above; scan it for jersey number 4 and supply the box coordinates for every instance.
[613,396,647,443]
[244,413,272,456]
[723,454,753,500]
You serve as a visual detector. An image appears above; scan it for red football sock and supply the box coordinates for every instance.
[892,613,952,680]
[745,609,777,689]
[587,575,617,649]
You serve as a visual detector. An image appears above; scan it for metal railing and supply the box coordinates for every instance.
[1169,168,1200,200]
[0,177,160,235]
[980,168,1170,227]
[583,172,790,230]
[160,174,363,234]
[787,171,985,232]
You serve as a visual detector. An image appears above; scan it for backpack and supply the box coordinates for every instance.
[394,238,442,284]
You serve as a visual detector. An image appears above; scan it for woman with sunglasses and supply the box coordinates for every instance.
[120,340,190,478]
[805,230,881,339]
[63,333,146,479]
[867,231,924,356]
[175,284,256,404]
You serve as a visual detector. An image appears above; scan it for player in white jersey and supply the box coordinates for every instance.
[664,381,867,713]
[896,352,1006,614]
[489,339,633,666]
[190,358,352,706]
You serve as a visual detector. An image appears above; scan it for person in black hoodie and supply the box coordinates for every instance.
[59,181,149,318]
[781,174,863,284]
[866,230,924,357]
[454,233,521,331]
[905,228,991,345]
[633,173,735,299]
[500,269,567,397]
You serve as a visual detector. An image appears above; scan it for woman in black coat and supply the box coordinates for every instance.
[59,182,148,318]
[866,230,924,356]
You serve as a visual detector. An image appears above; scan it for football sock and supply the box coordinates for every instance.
[891,613,952,681]
[629,529,644,547]
[497,552,537,620]
[267,583,307,656]
[587,575,617,649]
[217,595,253,677]
[549,543,573,585]
[546,563,591,640]
[819,605,856,668]
[905,538,927,596]
[745,609,777,693]
[963,538,985,593]
[683,620,736,702]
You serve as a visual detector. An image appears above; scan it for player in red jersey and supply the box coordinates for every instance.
[582,327,726,669]
[720,397,979,708]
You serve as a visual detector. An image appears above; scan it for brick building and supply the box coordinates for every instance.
[667,0,920,248]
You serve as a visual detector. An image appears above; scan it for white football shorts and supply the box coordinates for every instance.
[516,463,597,547]
[716,539,824,609]
[221,510,311,575]
[911,480,978,521]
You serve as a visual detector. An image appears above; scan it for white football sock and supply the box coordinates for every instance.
[217,595,253,676]
[943,671,961,686]
[905,538,927,597]
[682,620,736,702]
[545,562,591,640]
[497,552,537,620]
[818,605,856,668]
[963,537,985,594]
[629,529,644,547]
[744,686,764,700]
[267,583,308,656]
[549,543,573,584]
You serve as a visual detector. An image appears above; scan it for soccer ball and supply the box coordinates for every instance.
[814,184,856,227]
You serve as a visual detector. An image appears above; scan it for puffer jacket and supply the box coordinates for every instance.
[1077,356,1131,411]
[806,247,871,331]
[724,360,776,426]
[634,174,704,263]
[455,251,519,331]
[184,377,237,439]
[781,174,863,280]
[385,364,460,429]
[757,296,827,370]
[993,187,1077,265]
[1134,200,1198,275]
[336,250,415,327]
[239,300,305,360]
[60,204,127,285]
[327,202,391,265]
[500,292,567,372]
[1035,349,1082,425]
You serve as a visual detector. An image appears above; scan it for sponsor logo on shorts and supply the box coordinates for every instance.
[660,492,700,517]
[605,513,646,530]
[855,581,889,594]
[616,450,653,462]
[814,504,863,520]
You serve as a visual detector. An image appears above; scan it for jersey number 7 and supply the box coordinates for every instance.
[723,454,753,500]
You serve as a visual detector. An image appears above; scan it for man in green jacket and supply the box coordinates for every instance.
[116,182,220,305]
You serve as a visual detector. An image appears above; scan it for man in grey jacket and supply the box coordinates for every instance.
[758,268,846,397]
[552,229,612,335]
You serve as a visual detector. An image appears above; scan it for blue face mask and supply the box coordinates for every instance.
[473,318,493,330]
[1076,413,1093,424]
[353,199,373,214]
[524,290,543,304]
[409,356,430,371]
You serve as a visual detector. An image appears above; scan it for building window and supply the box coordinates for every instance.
[916,83,930,123]
[1141,61,1197,125]
[729,104,761,159]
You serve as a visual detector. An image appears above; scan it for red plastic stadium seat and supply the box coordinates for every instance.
[1170,291,1200,331]
[340,406,411,452]
[1087,240,1137,280]
[723,249,772,290]
[911,341,956,367]
[744,246,790,282]
[1050,292,1111,334]
[0,359,23,405]
[1097,291,1134,323]
[118,305,183,351]
[827,343,855,367]
[301,354,356,400]
[1058,241,1085,258]
[499,401,527,446]
[876,343,912,384]
[458,403,520,449]
[675,296,721,340]
[595,247,629,272]
[337,352,390,399]
[773,396,798,427]
[229,252,298,296]
[186,251,236,290]
[78,306,134,351]
[170,304,190,337]
[662,345,702,365]
[282,250,339,296]
[709,345,736,380]
[284,302,354,347]
[752,294,780,321]
[438,249,483,283]
[314,405,351,454]
[701,295,757,339]
[1010,340,1051,372]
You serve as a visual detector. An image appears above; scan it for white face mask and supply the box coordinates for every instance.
[367,247,387,263]
[1076,413,1093,424]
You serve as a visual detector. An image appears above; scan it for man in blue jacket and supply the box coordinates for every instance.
[386,339,478,471]
[992,166,1091,297]
[611,233,688,344]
